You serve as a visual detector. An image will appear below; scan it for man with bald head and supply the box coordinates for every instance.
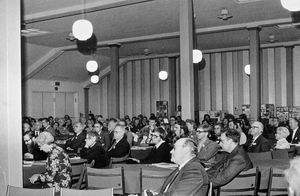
[245,121,271,152]
[145,138,209,196]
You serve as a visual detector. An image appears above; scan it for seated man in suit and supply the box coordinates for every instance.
[207,128,253,188]
[288,117,300,144]
[80,131,109,168]
[65,122,86,153]
[274,126,290,149]
[42,118,56,137]
[93,122,111,151]
[134,116,157,146]
[130,127,172,164]
[195,124,220,164]
[245,121,271,152]
[145,138,209,196]
[23,131,47,160]
[107,124,130,159]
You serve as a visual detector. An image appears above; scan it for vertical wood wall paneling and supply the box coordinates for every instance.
[175,58,181,107]
[102,76,108,118]
[286,46,294,106]
[274,48,282,107]
[237,51,244,112]
[215,53,222,110]
[261,49,269,104]
[198,55,205,111]
[99,79,103,116]
[135,60,142,116]
[142,59,151,116]
[126,61,133,117]
[159,58,170,110]
[210,53,216,111]
[280,47,287,106]
[226,52,234,114]
[119,65,125,118]
[242,50,250,105]
[221,53,228,111]
[152,58,161,114]
[268,48,275,104]
[168,57,177,116]
[203,54,211,110]
[132,61,137,117]
[232,52,239,114]
[150,59,155,114]
[123,62,128,116]
[293,46,300,106]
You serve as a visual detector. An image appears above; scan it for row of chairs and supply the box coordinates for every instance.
[6,186,113,196]
[248,148,296,161]
[77,164,170,194]
[216,167,288,196]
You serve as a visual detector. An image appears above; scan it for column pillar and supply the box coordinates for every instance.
[179,0,194,120]
[108,44,120,118]
[286,46,294,106]
[84,88,89,119]
[0,0,22,193]
[248,27,261,120]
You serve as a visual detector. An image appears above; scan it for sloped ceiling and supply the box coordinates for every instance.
[22,0,300,83]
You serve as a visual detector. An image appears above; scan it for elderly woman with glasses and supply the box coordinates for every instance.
[29,131,71,194]
[196,124,220,164]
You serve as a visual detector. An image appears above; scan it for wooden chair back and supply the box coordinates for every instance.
[248,152,272,162]
[272,149,289,159]
[139,168,172,194]
[217,167,259,196]
[6,185,55,196]
[267,168,288,196]
[60,188,113,196]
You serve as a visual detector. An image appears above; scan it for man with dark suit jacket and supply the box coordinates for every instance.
[107,124,130,158]
[146,138,209,196]
[287,118,300,144]
[42,118,56,138]
[80,131,109,168]
[94,122,111,151]
[245,121,271,152]
[65,122,86,153]
[207,128,253,188]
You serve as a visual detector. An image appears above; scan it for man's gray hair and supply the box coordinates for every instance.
[182,138,198,156]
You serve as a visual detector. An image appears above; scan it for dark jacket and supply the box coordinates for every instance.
[207,145,253,188]
[65,131,86,152]
[197,139,220,163]
[157,157,209,196]
[97,130,111,151]
[245,134,271,153]
[107,136,130,158]
[80,142,109,168]
[287,128,300,144]
[140,141,172,164]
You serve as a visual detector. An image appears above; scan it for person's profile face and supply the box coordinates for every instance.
[114,127,124,140]
[24,135,32,145]
[219,133,230,152]
[170,139,185,164]
[151,132,161,144]
[149,120,156,127]
[228,122,235,129]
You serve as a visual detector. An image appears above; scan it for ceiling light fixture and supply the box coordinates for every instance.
[244,64,250,76]
[217,8,233,21]
[86,60,98,72]
[158,71,168,81]
[280,0,300,12]
[72,0,93,41]
[90,75,99,84]
[192,0,203,64]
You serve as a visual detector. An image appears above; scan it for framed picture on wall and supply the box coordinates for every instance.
[156,101,168,117]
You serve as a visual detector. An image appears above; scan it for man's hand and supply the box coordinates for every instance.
[29,174,40,184]
[24,153,34,159]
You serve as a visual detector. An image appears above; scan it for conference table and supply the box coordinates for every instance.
[23,158,87,188]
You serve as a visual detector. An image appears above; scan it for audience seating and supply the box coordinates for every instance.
[271,149,289,159]
[216,167,259,196]
[6,185,55,196]
[78,164,125,195]
[139,168,170,194]
[248,152,272,162]
[60,188,113,196]
[267,168,288,196]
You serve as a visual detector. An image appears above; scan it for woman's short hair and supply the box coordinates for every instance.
[35,131,54,146]
[277,127,290,138]
[285,157,300,195]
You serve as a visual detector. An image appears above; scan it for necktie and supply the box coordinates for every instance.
[162,168,180,193]
[108,140,117,152]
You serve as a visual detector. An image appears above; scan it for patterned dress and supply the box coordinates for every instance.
[37,144,72,193]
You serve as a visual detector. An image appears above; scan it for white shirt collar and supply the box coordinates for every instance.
[155,140,165,149]
[178,156,194,170]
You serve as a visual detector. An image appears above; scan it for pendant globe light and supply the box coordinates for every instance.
[192,0,202,64]
[72,0,93,41]
[280,0,300,12]
[86,60,98,72]
[90,75,99,84]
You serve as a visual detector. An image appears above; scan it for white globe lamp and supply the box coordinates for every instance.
[86,60,98,72]
[72,19,93,41]
[244,64,250,76]
[281,0,300,11]
[193,49,203,63]
[90,75,99,84]
[158,71,168,81]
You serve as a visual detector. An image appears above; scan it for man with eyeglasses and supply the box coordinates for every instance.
[130,127,172,164]
[245,121,271,152]
[107,124,130,159]
[23,131,47,161]
[207,128,252,188]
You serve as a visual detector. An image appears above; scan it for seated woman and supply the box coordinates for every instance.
[29,131,72,194]
[274,126,290,149]
[80,131,109,168]
[196,124,220,164]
